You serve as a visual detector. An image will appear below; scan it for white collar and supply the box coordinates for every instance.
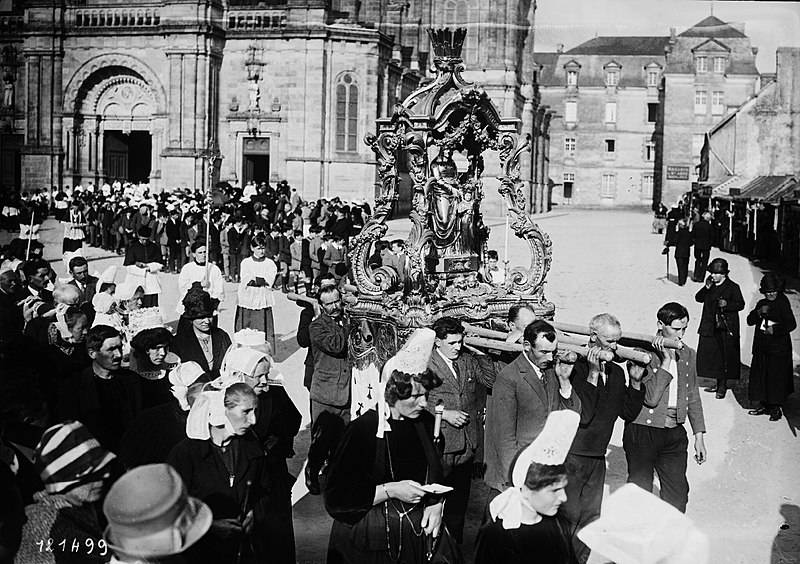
[522,352,544,380]
[436,349,458,376]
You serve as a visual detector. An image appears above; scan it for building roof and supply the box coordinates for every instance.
[734,176,799,203]
[678,16,747,39]
[565,36,670,56]
[710,175,747,198]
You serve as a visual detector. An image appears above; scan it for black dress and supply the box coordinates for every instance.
[474,515,577,564]
[324,410,444,564]
[167,432,273,564]
[119,402,187,468]
[251,387,302,564]
[746,293,797,406]
[695,278,745,381]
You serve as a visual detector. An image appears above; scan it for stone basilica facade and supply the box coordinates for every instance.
[0,0,549,215]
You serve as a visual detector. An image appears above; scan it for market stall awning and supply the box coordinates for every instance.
[731,175,798,203]
[708,175,747,199]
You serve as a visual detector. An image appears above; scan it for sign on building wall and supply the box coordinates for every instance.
[666,166,691,181]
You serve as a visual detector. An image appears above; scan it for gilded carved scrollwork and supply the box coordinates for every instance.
[347,27,555,359]
[348,130,402,296]
[498,133,553,295]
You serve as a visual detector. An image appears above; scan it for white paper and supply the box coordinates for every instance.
[420,483,453,495]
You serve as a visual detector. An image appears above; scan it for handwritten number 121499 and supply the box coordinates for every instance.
[35,538,109,556]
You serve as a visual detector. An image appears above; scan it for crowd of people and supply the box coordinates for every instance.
[0,179,795,564]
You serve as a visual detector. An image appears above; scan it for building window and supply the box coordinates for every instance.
[713,57,726,73]
[647,102,659,123]
[336,74,359,152]
[694,91,707,115]
[563,173,575,199]
[566,70,578,86]
[642,174,654,199]
[647,70,660,87]
[604,139,616,153]
[446,1,479,65]
[565,101,577,123]
[605,71,618,87]
[645,141,656,162]
[564,137,576,153]
[601,174,616,198]
[696,56,707,73]
[604,102,617,123]
[712,91,724,115]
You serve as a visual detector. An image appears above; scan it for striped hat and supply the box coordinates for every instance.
[35,421,116,494]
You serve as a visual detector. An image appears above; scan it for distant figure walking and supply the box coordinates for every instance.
[692,211,714,282]
[652,202,668,234]
[665,218,692,286]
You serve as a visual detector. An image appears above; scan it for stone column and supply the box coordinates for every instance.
[520,84,536,214]
[530,107,542,214]
[166,53,182,148]
[195,53,207,150]
[541,111,554,213]
[151,126,162,179]
[63,121,72,177]
[96,124,105,184]
[535,106,548,214]
[26,55,40,145]
[182,54,197,149]
[86,128,95,175]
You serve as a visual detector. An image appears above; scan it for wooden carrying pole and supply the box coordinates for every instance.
[286,292,357,307]
[463,335,631,363]
[463,323,652,365]
[550,321,683,350]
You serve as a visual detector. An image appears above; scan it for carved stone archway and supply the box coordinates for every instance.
[63,58,167,189]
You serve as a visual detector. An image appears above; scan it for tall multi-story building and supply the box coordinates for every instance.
[661,16,760,207]
[536,36,669,207]
[0,0,545,215]
[536,15,760,208]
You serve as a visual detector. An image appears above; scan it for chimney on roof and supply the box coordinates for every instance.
[752,47,758,56]
[776,47,800,113]
[557,44,563,54]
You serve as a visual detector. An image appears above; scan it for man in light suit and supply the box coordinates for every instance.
[427,317,495,544]
[484,319,581,506]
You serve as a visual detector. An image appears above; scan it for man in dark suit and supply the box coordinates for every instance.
[562,313,645,562]
[18,258,55,323]
[427,317,495,544]
[329,207,353,241]
[306,286,350,495]
[60,324,142,453]
[666,218,692,286]
[484,320,581,502]
[165,208,182,273]
[66,255,98,323]
[691,211,714,282]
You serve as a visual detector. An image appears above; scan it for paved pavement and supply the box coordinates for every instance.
[19,209,800,564]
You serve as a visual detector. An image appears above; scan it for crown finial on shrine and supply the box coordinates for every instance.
[427,28,467,68]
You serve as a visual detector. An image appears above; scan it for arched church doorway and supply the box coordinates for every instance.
[104,130,151,183]
[63,56,167,190]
